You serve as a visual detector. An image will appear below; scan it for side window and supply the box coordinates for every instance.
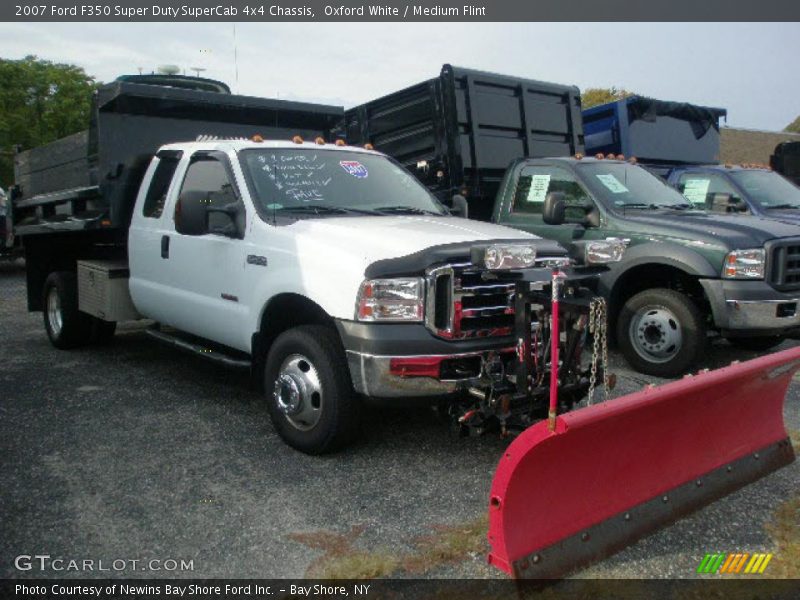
[175,157,241,236]
[512,166,590,217]
[142,156,180,218]
[677,173,740,208]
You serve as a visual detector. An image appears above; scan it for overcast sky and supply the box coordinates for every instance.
[0,22,797,131]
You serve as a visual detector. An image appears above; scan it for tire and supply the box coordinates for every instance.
[91,318,117,344]
[42,271,93,349]
[264,325,360,454]
[727,336,784,352]
[617,288,706,378]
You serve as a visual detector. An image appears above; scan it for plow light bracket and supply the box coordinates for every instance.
[471,243,537,270]
[569,238,628,265]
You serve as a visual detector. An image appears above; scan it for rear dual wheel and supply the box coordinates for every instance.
[43,271,116,349]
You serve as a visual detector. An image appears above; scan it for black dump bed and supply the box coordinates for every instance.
[339,65,584,221]
[12,80,343,235]
[771,141,800,185]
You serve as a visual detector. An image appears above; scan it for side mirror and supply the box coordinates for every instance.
[542,192,566,225]
[207,201,245,238]
[175,191,209,236]
[451,194,469,219]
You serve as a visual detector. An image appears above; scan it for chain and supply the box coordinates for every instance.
[587,297,609,405]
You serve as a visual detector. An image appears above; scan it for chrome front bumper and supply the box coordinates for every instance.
[346,350,483,398]
[724,299,800,330]
[700,279,800,333]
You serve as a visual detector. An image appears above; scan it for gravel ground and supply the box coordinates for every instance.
[1,259,798,580]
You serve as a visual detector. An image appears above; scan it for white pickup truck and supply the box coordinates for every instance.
[20,137,625,453]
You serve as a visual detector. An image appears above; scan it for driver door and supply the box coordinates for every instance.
[159,151,250,351]
[500,164,600,244]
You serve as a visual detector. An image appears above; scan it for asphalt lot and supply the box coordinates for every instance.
[1,259,798,580]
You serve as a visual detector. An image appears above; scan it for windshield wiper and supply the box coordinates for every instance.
[278,205,377,215]
[622,202,659,210]
[372,206,440,215]
[765,204,800,210]
[623,202,693,211]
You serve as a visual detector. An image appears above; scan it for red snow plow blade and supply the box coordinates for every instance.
[487,346,800,578]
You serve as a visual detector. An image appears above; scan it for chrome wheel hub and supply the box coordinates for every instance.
[47,287,63,337]
[629,307,682,363]
[273,354,322,431]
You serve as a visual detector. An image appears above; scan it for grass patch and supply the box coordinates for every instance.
[789,429,800,452]
[403,514,489,573]
[289,514,490,579]
[765,494,800,578]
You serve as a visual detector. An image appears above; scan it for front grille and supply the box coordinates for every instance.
[426,263,515,339]
[769,241,800,291]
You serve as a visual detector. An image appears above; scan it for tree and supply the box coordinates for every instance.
[581,87,635,110]
[0,56,100,187]
[786,116,800,133]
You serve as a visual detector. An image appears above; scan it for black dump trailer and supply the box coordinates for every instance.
[582,96,728,176]
[771,141,800,186]
[11,76,343,310]
[339,65,584,221]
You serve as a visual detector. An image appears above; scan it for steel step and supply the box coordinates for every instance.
[145,326,251,370]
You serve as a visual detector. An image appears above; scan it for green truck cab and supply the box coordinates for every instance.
[492,156,800,376]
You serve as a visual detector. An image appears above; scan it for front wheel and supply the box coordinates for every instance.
[264,325,361,454]
[617,288,706,378]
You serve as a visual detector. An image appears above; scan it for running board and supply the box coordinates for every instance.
[145,327,251,370]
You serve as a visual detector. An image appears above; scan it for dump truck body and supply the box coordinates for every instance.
[582,95,727,176]
[340,64,584,221]
[772,140,800,185]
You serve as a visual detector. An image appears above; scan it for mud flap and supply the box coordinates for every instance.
[487,347,800,578]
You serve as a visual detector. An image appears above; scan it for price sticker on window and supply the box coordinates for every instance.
[682,178,711,205]
[526,174,551,203]
[596,173,630,194]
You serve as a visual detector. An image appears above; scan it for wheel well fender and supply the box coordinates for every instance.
[252,293,336,362]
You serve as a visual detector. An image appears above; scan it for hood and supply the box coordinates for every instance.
[758,209,800,226]
[287,215,537,263]
[620,211,800,248]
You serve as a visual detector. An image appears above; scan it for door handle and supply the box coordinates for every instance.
[161,235,170,259]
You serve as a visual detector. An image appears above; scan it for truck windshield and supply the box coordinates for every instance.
[577,162,693,210]
[239,149,446,218]
[729,170,800,209]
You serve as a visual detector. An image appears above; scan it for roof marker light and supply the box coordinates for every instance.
[574,153,584,160]
[315,136,325,145]
[364,143,375,150]
[628,156,638,164]
[251,134,264,143]
[292,135,304,144]
[595,153,605,160]
[335,139,346,147]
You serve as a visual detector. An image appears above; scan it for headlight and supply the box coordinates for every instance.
[471,243,537,270]
[584,238,627,264]
[723,248,765,279]
[356,278,424,322]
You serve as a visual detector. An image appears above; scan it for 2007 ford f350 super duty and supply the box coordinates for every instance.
[11,77,625,453]
[21,137,629,453]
